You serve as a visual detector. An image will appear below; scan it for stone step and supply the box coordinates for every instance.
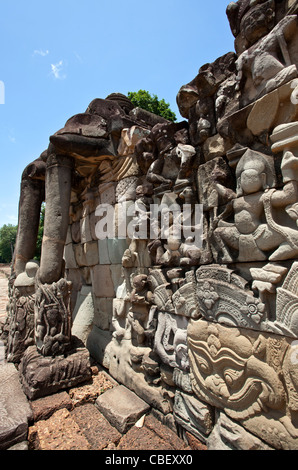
[95,384,151,434]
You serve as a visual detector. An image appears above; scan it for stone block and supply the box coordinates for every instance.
[28,408,91,450]
[83,241,99,267]
[64,243,78,269]
[173,390,214,443]
[68,370,115,407]
[72,286,95,344]
[71,403,121,449]
[30,391,73,422]
[115,176,139,202]
[7,441,28,450]
[92,265,115,297]
[0,363,33,450]
[142,414,191,450]
[107,238,130,264]
[98,182,117,205]
[114,200,135,238]
[117,126,150,157]
[74,243,87,267]
[207,411,273,451]
[93,296,113,331]
[86,326,112,369]
[71,220,81,243]
[89,211,100,241]
[98,238,111,265]
[184,431,207,451]
[80,267,92,285]
[203,133,232,161]
[65,225,72,245]
[110,264,124,295]
[19,345,92,400]
[95,384,150,434]
[80,216,92,244]
[117,415,189,450]
[66,268,83,311]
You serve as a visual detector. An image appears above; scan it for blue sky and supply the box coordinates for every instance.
[0,0,235,228]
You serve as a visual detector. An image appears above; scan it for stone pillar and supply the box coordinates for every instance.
[13,165,45,277]
[39,153,74,284]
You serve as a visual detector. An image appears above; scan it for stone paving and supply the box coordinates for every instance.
[0,264,10,325]
[0,264,206,452]
[27,368,200,451]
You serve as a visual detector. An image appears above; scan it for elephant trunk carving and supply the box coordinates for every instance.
[12,157,46,277]
[39,153,74,284]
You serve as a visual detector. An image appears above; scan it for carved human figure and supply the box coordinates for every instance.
[6,261,39,362]
[35,277,72,356]
[212,148,298,263]
[236,14,298,104]
[227,0,276,45]
[128,274,153,345]
[189,96,216,146]
[145,122,195,195]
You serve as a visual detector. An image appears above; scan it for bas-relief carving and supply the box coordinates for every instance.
[144,261,298,338]
[34,276,72,357]
[107,272,176,411]
[212,140,298,264]
[6,261,38,363]
[226,0,296,54]
[188,318,298,449]
[236,15,298,107]
[207,410,274,450]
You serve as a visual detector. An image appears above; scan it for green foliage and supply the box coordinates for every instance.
[34,202,45,261]
[127,90,176,122]
[0,203,45,264]
[0,224,18,263]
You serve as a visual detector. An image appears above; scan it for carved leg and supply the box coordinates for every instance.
[13,164,45,276]
[39,154,74,284]
[212,226,239,263]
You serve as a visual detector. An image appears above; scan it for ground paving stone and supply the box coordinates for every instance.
[117,414,191,451]
[0,265,9,325]
[68,367,115,406]
[71,403,122,450]
[0,362,33,450]
[95,384,150,434]
[28,408,91,450]
[30,391,73,422]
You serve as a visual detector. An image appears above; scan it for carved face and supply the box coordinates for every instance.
[239,168,266,194]
[188,320,285,419]
[240,2,275,45]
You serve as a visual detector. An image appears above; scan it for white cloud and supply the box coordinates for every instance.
[33,49,49,57]
[50,60,66,80]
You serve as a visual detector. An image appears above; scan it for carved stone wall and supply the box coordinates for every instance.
[3,0,298,450]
